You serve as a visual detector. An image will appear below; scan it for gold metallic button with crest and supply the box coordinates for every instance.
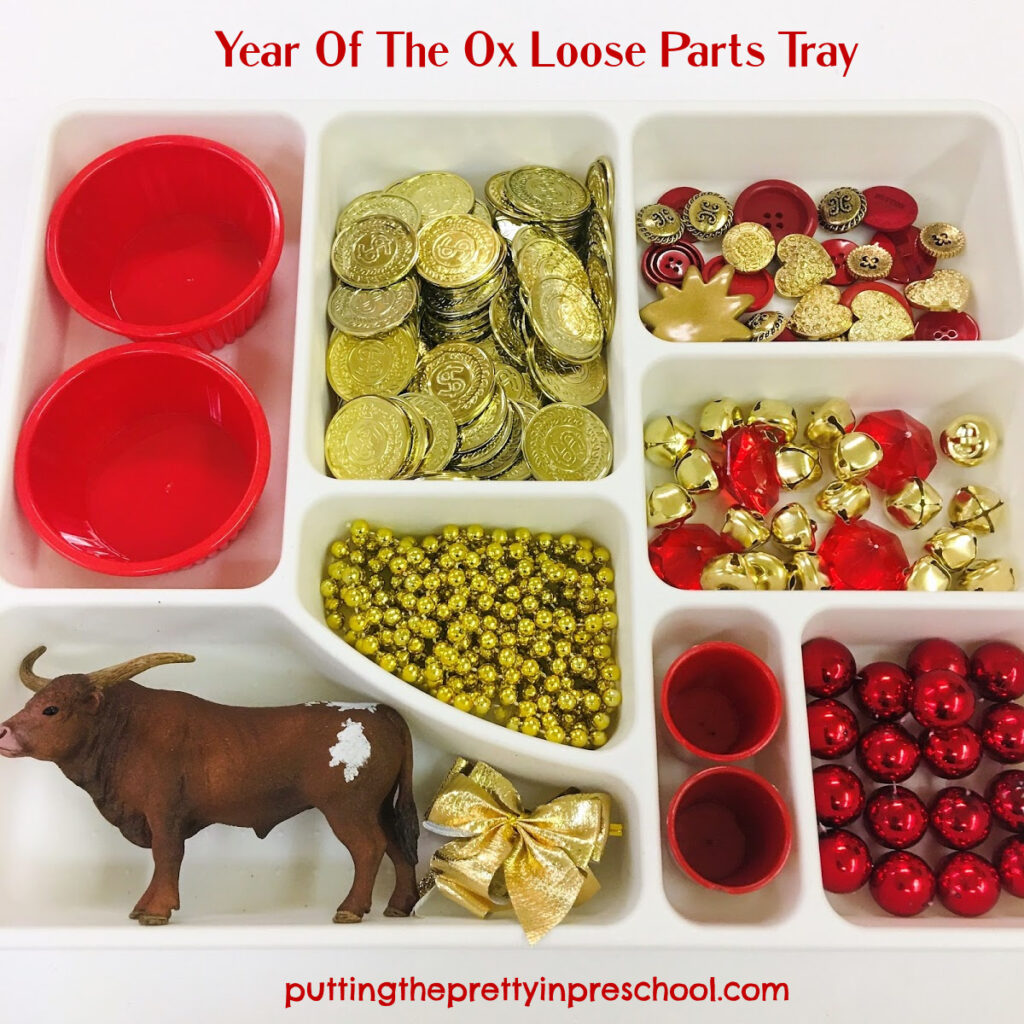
[681,191,734,241]
[918,222,966,259]
[818,186,867,232]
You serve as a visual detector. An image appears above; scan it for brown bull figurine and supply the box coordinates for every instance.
[0,647,419,925]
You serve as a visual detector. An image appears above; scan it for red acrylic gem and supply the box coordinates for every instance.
[720,423,784,516]
[855,409,937,491]
[818,520,910,591]
[648,523,737,591]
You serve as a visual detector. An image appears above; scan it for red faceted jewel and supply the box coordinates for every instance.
[818,520,910,591]
[855,409,937,492]
[720,423,784,516]
[649,523,738,590]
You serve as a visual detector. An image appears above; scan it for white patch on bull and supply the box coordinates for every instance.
[328,720,372,782]
[305,700,378,712]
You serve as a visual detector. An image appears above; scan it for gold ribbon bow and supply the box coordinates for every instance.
[420,758,622,944]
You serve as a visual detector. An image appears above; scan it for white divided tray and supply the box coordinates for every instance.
[1,102,1023,951]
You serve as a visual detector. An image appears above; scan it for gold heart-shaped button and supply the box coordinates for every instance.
[904,269,971,312]
[789,284,853,339]
[774,234,835,298]
[848,291,915,341]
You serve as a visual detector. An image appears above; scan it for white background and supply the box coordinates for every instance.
[1,0,1022,1020]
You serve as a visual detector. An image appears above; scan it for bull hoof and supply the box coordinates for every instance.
[333,910,363,924]
[136,913,171,926]
[384,905,412,918]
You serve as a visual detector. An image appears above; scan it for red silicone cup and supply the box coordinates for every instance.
[667,766,793,893]
[661,642,783,761]
[15,342,271,576]
[46,135,283,352]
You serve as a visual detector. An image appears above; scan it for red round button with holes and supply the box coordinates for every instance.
[863,186,919,233]
[840,281,913,316]
[658,186,701,241]
[871,228,936,284]
[642,242,703,287]
[703,255,774,311]
[914,311,981,342]
[823,239,858,286]
[734,179,817,241]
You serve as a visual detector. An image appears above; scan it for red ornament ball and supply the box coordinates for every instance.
[864,785,929,850]
[920,725,983,780]
[802,638,856,698]
[807,698,860,759]
[906,638,969,678]
[936,852,1001,917]
[995,836,1024,898]
[819,828,873,894]
[980,703,1024,764]
[853,661,911,721]
[986,770,1024,833]
[813,764,865,827]
[909,669,975,728]
[857,722,920,782]
[930,786,992,850]
[869,850,935,917]
[971,642,1024,702]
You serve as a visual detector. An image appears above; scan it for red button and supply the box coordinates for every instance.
[823,239,858,286]
[642,242,703,287]
[871,227,936,284]
[841,281,913,316]
[734,179,817,241]
[914,311,981,341]
[863,186,919,233]
[658,186,701,242]
[703,255,774,311]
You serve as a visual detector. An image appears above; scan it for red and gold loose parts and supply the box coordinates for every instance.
[321,521,621,748]
[638,181,979,342]
[645,400,1012,591]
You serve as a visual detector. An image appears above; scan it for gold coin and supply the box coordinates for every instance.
[458,385,509,453]
[918,222,966,259]
[470,200,492,226]
[327,278,418,337]
[515,237,589,293]
[492,455,532,481]
[472,403,526,478]
[528,277,603,363]
[386,171,475,223]
[494,362,541,405]
[681,192,733,240]
[417,214,504,288]
[588,207,613,264]
[489,288,527,368]
[332,214,418,288]
[393,398,431,478]
[336,191,421,234]
[587,251,615,339]
[505,166,591,221]
[818,187,867,232]
[324,396,412,479]
[511,224,555,259]
[452,405,515,470]
[526,337,607,406]
[523,403,612,481]
[722,222,776,272]
[484,171,521,218]
[401,392,459,475]
[413,342,495,425]
[586,156,614,220]
[326,325,418,401]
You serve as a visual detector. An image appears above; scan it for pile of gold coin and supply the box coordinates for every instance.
[321,520,622,748]
[324,160,615,482]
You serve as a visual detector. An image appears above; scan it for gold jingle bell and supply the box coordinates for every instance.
[806,398,855,449]
[747,399,798,443]
[721,507,770,550]
[833,431,884,481]
[699,398,744,444]
[744,551,790,590]
[647,483,696,527]
[816,480,871,522]
[788,552,832,590]
[674,449,720,495]
[949,485,1005,535]
[924,526,978,572]
[776,443,823,490]
[960,559,1016,592]
[771,503,818,551]
[904,556,952,592]
[940,415,998,468]
[644,414,697,468]
[885,477,943,530]
[700,552,756,591]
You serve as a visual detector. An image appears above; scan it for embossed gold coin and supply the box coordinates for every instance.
[325,396,412,480]
[587,251,615,339]
[385,171,475,223]
[331,214,418,288]
[523,403,612,481]
[528,277,603,364]
[413,342,495,425]
[417,214,503,288]
[586,156,614,220]
[335,191,421,234]
[327,278,418,337]
[526,338,607,407]
[401,392,458,475]
[505,165,591,221]
[515,237,589,293]
[489,288,528,369]
[326,325,419,401]
[458,385,509,454]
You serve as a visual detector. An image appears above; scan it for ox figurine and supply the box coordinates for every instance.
[0,647,419,925]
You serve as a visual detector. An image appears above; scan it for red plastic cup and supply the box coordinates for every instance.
[46,135,283,352]
[667,766,792,893]
[661,642,782,761]
[15,342,271,576]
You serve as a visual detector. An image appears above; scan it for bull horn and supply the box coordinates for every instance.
[19,646,51,692]
[86,652,196,689]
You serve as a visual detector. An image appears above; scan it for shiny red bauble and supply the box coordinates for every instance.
[970,642,1024,701]
[869,850,935,916]
[909,669,975,728]
[813,764,865,827]
[986,770,1024,832]
[857,722,920,782]
[864,785,928,850]
[802,638,856,698]
[819,828,873,894]
[935,852,1001,917]
[906,638,969,678]
[980,703,1024,764]
[930,786,992,850]
[807,698,860,759]
[995,837,1024,898]
[853,661,911,721]
[920,725,983,780]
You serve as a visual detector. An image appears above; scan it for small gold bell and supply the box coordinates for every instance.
[747,399,798,443]
[940,415,998,468]
[884,477,943,530]
[924,526,978,571]
[960,559,1016,592]
[771,503,818,550]
[776,443,823,490]
[816,480,871,522]
[699,398,744,444]
[647,483,696,527]
[643,414,697,468]
[788,551,832,590]
[904,556,952,591]
[721,507,770,550]
[744,551,790,590]
[833,431,884,480]
[674,449,720,495]
[700,552,756,590]
[948,485,1005,535]
[805,398,855,449]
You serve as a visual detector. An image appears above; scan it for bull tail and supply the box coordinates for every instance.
[389,711,419,868]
